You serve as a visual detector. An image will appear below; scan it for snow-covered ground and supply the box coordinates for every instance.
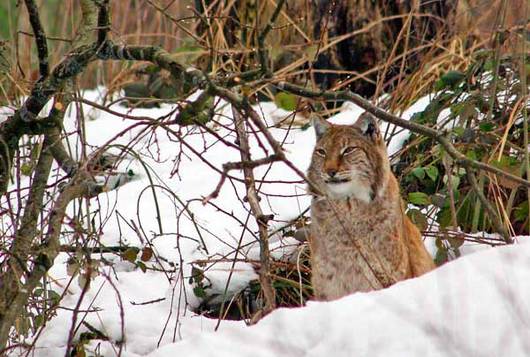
[2,89,529,356]
[149,240,530,357]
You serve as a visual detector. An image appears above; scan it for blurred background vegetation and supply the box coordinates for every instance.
[1,1,527,101]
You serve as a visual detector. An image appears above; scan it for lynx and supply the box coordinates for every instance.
[307,112,435,301]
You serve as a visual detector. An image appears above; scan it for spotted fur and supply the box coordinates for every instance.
[307,113,435,301]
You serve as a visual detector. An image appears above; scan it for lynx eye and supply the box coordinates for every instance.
[342,146,357,155]
[315,148,326,157]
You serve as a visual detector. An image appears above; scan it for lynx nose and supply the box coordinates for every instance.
[327,169,337,177]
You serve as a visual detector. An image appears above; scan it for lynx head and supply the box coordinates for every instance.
[308,112,390,202]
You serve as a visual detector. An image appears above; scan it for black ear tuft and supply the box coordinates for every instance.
[354,112,380,140]
[365,122,376,137]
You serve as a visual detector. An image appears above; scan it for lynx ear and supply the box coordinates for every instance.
[311,115,331,139]
[354,112,380,140]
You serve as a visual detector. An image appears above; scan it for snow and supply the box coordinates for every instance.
[0,106,14,123]
[2,89,529,356]
[149,239,530,357]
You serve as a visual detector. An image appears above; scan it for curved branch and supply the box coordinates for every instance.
[98,43,207,92]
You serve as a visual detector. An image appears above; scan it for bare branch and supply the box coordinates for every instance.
[24,0,49,79]
[204,154,282,203]
[232,106,276,315]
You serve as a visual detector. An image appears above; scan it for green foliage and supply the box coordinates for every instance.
[20,163,33,176]
[407,209,428,231]
[120,246,154,273]
[425,166,439,182]
[514,201,529,223]
[190,266,212,299]
[193,286,207,298]
[411,167,425,180]
[434,70,466,91]
[410,166,438,183]
[433,232,465,266]
[433,244,448,265]
[408,192,431,206]
[398,54,530,236]
[274,92,298,111]
[0,1,17,39]
[122,247,140,263]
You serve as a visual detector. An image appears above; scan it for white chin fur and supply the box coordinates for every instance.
[325,181,372,203]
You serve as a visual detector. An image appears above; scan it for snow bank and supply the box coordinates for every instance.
[149,238,530,357]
